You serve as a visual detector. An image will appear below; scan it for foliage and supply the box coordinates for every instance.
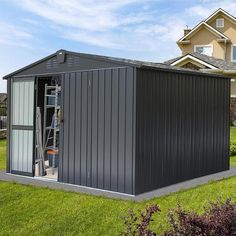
[121,205,160,236]
[165,198,236,236]
[230,141,236,156]
[122,199,236,236]
[232,120,236,127]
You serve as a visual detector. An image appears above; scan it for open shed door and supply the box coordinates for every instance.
[10,78,34,176]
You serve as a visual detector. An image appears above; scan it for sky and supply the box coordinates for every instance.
[1,0,236,92]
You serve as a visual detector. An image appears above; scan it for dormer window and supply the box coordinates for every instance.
[216,18,224,28]
[194,45,213,56]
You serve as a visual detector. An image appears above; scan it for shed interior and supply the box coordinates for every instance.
[35,76,61,180]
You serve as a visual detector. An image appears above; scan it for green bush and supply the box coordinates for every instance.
[232,120,236,127]
[230,141,236,156]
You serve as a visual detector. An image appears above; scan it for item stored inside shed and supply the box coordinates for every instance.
[35,76,61,180]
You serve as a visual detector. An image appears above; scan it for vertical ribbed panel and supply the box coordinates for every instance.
[59,67,136,194]
[135,69,230,194]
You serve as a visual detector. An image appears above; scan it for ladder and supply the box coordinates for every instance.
[43,84,61,173]
[35,107,45,176]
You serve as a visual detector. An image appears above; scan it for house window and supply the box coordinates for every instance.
[232,45,236,62]
[216,18,224,28]
[194,45,213,56]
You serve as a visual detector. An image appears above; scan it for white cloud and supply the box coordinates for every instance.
[6,0,184,61]
[11,0,150,31]
[0,22,33,48]
[187,0,236,21]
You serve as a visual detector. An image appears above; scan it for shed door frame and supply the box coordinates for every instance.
[10,77,35,176]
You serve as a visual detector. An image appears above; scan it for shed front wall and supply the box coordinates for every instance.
[135,69,230,194]
[59,67,136,194]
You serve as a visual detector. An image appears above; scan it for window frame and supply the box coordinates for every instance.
[194,44,213,56]
[231,44,236,62]
[216,18,224,28]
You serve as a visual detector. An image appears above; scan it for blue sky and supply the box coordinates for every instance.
[1,0,236,92]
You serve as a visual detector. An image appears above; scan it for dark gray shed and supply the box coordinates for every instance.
[4,50,230,195]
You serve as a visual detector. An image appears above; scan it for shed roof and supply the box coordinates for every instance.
[3,49,228,79]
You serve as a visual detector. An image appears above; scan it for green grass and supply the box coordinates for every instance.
[231,127,236,141]
[1,176,236,236]
[230,127,236,167]
[0,129,236,235]
[0,139,6,170]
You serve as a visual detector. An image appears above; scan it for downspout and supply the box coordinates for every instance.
[224,39,227,61]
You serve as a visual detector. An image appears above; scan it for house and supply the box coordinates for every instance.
[3,49,230,196]
[0,93,7,104]
[165,8,236,122]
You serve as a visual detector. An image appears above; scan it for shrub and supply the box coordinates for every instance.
[121,199,236,236]
[230,141,236,156]
[165,199,236,236]
[121,204,160,236]
[232,120,236,127]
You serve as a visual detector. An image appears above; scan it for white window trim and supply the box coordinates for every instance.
[194,44,213,56]
[231,44,236,62]
[216,18,224,28]
[171,55,218,69]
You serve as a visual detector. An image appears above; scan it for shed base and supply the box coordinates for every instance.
[1,168,236,201]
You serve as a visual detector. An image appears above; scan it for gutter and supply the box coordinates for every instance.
[201,69,236,81]
[201,69,236,74]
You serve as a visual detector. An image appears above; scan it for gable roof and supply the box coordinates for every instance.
[178,21,229,43]
[205,8,236,24]
[165,52,236,70]
[178,8,235,43]
[4,49,216,80]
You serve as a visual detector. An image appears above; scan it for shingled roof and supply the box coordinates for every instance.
[165,52,236,70]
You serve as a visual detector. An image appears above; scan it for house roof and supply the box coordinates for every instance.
[178,8,235,43]
[165,52,236,70]
[205,8,236,25]
[178,21,229,43]
[4,49,223,80]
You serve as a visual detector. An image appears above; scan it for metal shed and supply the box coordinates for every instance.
[4,50,230,195]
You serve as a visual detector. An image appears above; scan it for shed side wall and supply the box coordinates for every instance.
[135,69,230,194]
[59,67,136,194]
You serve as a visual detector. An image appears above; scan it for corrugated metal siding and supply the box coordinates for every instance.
[135,69,230,194]
[59,67,136,194]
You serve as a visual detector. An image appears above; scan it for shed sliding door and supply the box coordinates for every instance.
[11,79,34,176]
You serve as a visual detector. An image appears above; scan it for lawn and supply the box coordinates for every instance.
[0,129,236,235]
[231,127,236,167]
[0,139,6,170]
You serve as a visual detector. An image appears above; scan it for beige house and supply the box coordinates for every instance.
[165,8,236,122]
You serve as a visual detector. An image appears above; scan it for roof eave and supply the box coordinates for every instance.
[178,22,229,43]
[177,40,191,45]
[3,52,58,80]
[205,8,236,25]
[170,54,219,70]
